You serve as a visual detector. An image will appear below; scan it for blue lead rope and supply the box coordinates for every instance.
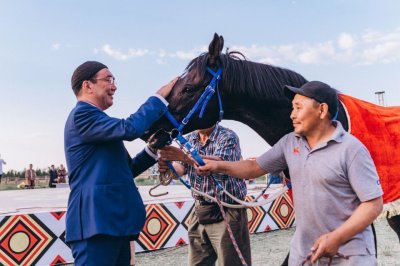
[166,161,191,189]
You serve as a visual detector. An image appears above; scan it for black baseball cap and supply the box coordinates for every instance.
[284,81,339,119]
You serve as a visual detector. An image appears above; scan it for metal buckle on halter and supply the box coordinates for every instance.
[169,128,179,142]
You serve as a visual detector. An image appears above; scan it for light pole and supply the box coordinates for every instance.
[375,91,385,106]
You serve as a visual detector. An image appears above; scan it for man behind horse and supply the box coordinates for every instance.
[198,81,383,265]
[158,124,251,266]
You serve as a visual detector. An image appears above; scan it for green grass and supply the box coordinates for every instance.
[0,178,50,191]
[0,175,268,190]
[135,178,184,186]
[135,175,267,187]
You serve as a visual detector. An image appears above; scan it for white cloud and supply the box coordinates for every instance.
[277,44,297,59]
[156,58,167,65]
[97,27,400,66]
[230,44,272,60]
[170,50,197,60]
[226,28,400,66]
[258,56,280,65]
[169,46,207,60]
[100,44,150,61]
[338,32,355,50]
[52,43,61,50]
[297,42,335,64]
[362,28,400,43]
[158,49,167,58]
[358,28,400,64]
[362,41,400,64]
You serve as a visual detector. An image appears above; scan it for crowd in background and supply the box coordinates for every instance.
[0,158,68,189]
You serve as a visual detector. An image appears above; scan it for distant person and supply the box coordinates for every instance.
[48,164,58,188]
[57,164,67,183]
[64,61,177,266]
[25,163,36,189]
[0,154,6,184]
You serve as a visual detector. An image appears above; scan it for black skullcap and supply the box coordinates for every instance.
[284,81,339,119]
[71,61,108,95]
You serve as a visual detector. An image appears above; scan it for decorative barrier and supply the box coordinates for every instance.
[0,212,70,266]
[136,193,295,252]
[0,190,294,265]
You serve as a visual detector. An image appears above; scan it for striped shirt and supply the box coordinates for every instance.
[183,124,247,203]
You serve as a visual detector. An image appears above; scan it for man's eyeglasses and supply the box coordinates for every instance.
[91,76,116,85]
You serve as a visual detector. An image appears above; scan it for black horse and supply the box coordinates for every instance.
[142,33,400,262]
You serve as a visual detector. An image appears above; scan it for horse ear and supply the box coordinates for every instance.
[219,36,224,53]
[208,33,224,66]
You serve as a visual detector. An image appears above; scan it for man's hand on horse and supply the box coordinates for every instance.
[156,77,179,98]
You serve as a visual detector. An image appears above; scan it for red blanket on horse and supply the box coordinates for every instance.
[340,94,400,216]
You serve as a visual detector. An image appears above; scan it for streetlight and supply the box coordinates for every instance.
[375,91,385,106]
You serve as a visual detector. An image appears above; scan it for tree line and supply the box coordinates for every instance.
[3,168,50,178]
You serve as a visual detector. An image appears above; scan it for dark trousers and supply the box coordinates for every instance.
[188,207,251,266]
[70,235,131,266]
[28,179,35,189]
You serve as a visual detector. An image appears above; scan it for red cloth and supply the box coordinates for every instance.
[340,94,400,204]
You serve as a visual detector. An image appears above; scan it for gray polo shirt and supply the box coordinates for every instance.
[257,121,383,260]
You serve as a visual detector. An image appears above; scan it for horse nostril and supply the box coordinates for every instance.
[170,128,179,139]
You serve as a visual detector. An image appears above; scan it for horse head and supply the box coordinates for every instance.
[143,33,226,148]
[143,33,312,147]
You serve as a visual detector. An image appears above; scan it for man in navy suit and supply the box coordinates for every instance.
[64,61,177,266]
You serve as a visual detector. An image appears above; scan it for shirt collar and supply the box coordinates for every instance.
[328,121,346,143]
[295,121,346,144]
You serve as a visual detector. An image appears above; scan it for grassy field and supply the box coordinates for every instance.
[0,175,268,190]
[0,177,50,191]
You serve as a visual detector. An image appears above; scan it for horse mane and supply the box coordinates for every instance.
[185,50,308,100]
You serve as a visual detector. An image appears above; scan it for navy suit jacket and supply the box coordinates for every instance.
[64,97,167,243]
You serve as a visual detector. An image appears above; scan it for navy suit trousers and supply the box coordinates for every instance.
[70,235,131,266]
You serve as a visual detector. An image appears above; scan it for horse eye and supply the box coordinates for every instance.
[182,86,195,94]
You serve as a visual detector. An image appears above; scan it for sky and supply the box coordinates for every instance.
[1,0,400,171]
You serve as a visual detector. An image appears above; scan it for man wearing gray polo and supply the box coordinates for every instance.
[197,81,383,265]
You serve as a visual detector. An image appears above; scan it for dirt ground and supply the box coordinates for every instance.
[136,218,400,266]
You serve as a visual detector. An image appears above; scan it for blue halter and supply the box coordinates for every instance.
[163,67,224,191]
[164,67,223,131]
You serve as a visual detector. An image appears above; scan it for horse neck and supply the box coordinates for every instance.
[221,96,349,147]
[219,61,306,145]
[223,97,293,146]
